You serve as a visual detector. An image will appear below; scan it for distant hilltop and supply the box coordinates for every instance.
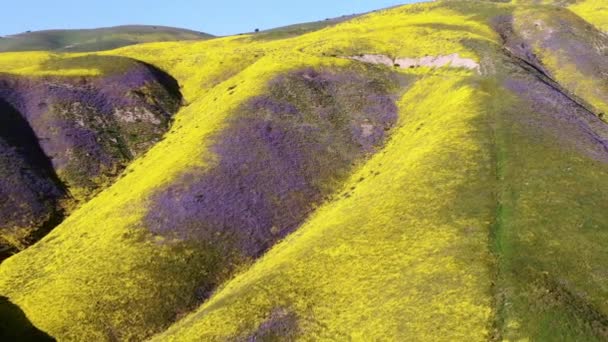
[0,25,213,52]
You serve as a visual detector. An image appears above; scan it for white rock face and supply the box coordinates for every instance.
[395,53,480,70]
[349,53,480,72]
[349,54,394,67]
[361,123,375,138]
[114,107,162,125]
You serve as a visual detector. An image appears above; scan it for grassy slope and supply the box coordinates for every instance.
[251,14,361,41]
[0,38,267,341]
[0,3,500,340]
[0,26,212,53]
[0,1,607,341]
[154,74,498,341]
[510,5,608,120]
[493,87,608,341]
[568,0,608,32]
[153,2,608,340]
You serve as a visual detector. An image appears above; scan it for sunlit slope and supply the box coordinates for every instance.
[0,2,502,340]
[109,1,504,79]
[152,2,608,340]
[568,0,608,32]
[156,34,608,342]
[506,5,608,120]
[0,49,296,341]
[153,75,498,341]
[1,1,608,341]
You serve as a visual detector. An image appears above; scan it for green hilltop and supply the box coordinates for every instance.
[0,25,212,52]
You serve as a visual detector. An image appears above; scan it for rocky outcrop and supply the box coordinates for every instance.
[349,53,480,72]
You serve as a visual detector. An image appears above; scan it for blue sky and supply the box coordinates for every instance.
[1,0,420,36]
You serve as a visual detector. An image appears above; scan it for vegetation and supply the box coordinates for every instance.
[0,55,182,255]
[250,14,361,41]
[0,0,607,341]
[568,0,608,32]
[0,25,212,53]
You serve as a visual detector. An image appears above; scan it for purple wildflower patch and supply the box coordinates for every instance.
[241,308,299,341]
[505,76,608,163]
[0,98,65,252]
[0,56,182,252]
[146,68,400,257]
[0,58,181,194]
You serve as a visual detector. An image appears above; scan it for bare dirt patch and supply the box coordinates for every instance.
[348,53,480,72]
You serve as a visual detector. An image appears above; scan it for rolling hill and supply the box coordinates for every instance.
[251,14,362,41]
[0,25,212,52]
[1,0,608,341]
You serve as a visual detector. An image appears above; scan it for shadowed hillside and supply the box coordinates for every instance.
[0,0,608,341]
[0,55,182,257]
[0,296,54,341]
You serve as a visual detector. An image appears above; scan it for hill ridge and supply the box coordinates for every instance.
[1,0,608,340]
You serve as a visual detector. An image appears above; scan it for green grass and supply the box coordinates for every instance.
[250,14,362,41]
[483,79,605,340]
[0,25,212,53]
[492,97,608,341]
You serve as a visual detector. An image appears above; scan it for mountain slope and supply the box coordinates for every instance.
[0,25,212,52]
[251,14,362,41]
[568,0,608,32]
[0,0,608,341]
[0,55,183,256]
[153,73,499,341]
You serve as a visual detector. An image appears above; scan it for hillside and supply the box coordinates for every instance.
[0,55,182,257]
[0,25,212,52]
[251,13,364,40]
[1,0,608,341]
